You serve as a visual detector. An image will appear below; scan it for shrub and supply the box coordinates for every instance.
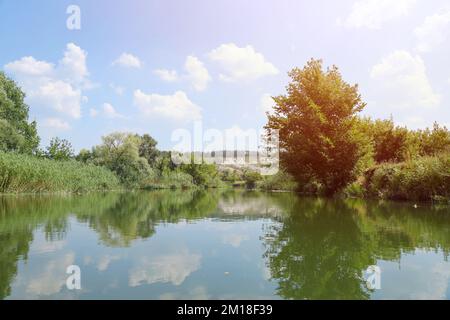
[363,154,450,201]
[258,170,298,191]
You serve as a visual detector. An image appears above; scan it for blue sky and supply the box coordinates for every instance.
[1,0,450,151]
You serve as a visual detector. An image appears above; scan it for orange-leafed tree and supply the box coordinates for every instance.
[266,59,367,195]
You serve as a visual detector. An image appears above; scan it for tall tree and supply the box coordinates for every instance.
[266,59,367,195]
[45,137,75,161]
[92,132,153,187]
[0,72,39,153]
[137,133,159,165]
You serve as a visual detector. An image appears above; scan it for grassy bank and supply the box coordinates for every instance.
[0,152,120,193]
[361,154,450,202]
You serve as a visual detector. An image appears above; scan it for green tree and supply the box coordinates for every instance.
[45,137,74,161]
[266,59,367,195]
[369,118,408,163]
[0,72,40,153]
[137,133,159,165]
[180,155,221,187]
[76,148,94,163]
[242,169,262,189]
[92,132,153,187]
[417,122,450,156]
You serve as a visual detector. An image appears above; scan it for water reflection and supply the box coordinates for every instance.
[0,191,449,299]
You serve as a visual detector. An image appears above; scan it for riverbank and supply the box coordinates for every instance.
[0,152,120,193]
[343,153,450,202]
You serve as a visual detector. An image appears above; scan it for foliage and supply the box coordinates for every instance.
[242,169,262,189]
[258,169,298,191]
[76,148,95,163]
[363,154,450,201]
[92,132,154,188]
[45,137,75,161]
[180,160,223,188]
[0,72,39,154]
[138,133,159,165]
[266,59,367,195]
[0,151,120,193]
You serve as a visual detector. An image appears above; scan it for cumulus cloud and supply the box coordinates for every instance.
[154,55,211,91]
[109,83,125,95]
[260,93,274,114]
[222,233,249,248]
[4,56,53,76]
[4,43,91,119]
[184,55,211,91]
[112,53,142,68]
[26,253,75,296]
[97,254,121,272]
[415,10,450,53]
[154,69,178,82]
[43,118,71,130]
[370,50,440,109]
[208,43,278,82]
[90,103,124,119]
[129,249,201,287]
[133,89,201,121]
[102,103,124,119]
[341,0,416,29]
[59,43,89,85]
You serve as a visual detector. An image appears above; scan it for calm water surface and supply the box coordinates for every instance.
[0,190,449,300]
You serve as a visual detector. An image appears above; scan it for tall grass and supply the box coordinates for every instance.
[363,153,450,201]
[0,152,120,193]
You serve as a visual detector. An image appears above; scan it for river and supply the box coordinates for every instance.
[0,190,449,299]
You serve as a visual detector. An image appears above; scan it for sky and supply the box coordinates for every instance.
[1,0,450,151]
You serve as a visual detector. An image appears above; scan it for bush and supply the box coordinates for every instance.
[0,152,120,193]
[258,170,298,191]
[363,154,450,201]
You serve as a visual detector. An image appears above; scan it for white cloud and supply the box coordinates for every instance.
[59,43,89,84]
[184,55,211,91]
[112,53,142,68]
[4,56,53,76]
[36,80,83,118]
[415,10,450,53]
[43,118,71,130]
[208,43,278,82]
[102,103,124,119]
[4,43,91,119]
[109,83,125,95]
[222,233,249,248]
[129,249,201,287]
[154,69,178,82]
[97,254,121,272]
[26,253,75,296]
[260,93,274,114]
[154,55,210,91]
[133,89,201,122]
[370,50,440,109]
[341,0,416,29]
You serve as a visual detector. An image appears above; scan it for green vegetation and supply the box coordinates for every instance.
[2,63,450,199]
[258,170,298,191]
[44,137,75,161]
[0,72,39,154]
[363,154,450,201]
[266,59,450,200]
[266,59,367,195]
[0,151,120,193]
